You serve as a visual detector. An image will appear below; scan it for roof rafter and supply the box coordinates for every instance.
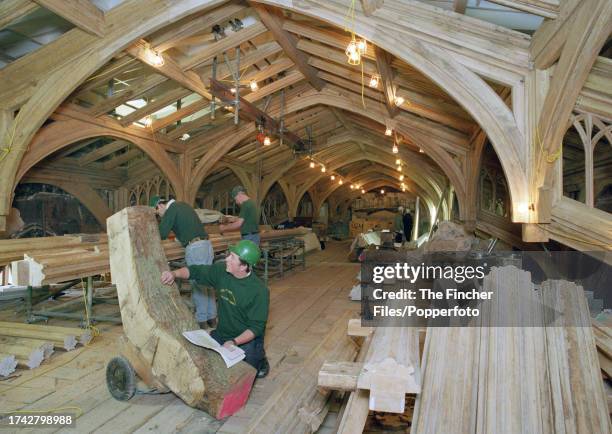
[34,0,105,37]
[250,3,325,91]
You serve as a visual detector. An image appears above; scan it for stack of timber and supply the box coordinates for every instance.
[411,266,611,434]
[593,320,612,378]
[8,214,308,286]
[0,321,89,376]
[0,234,100,266]
[107,206,255,419]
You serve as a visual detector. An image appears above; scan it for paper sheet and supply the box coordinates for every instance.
[182,329,245,368]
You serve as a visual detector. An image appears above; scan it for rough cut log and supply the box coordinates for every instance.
[107,206,255,419]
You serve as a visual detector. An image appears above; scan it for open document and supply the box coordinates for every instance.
[182,329,245,368]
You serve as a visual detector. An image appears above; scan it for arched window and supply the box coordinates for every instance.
[562,123,586,203]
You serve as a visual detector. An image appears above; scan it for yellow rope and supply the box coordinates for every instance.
[80,278,100,341]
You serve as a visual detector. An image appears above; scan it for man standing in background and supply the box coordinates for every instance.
[394,206,405,244]
[219,186,260,246]
[150,195,216,328]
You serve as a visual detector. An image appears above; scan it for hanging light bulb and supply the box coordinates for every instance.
[145,48,164,67]
[331,175,335,181]
[380,189,385,194]
[346,37,361,65]
[392,143,399,154]
[350,184,354,189]
[339,179,343,185]
[321,165,326,173]
[310,161,315,168]
[230,87,237,94]
[357,39,367,54]
[399,174,404,181]
[385,127,392,136]
[180,133,190,141]
[263,136,271,146]
[361,189,365,194]
[419,148,425,153]
[369,75,379,88]
[394,96,405,106]
[397,166,402,172]
[250,80,258,91]
[395,158,401,165]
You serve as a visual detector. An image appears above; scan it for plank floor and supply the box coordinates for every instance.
[0,241,360,433]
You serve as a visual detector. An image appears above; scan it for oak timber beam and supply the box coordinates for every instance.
[51,104,185,153]
[486,0,559,19]
[0,0,37,31]
[33,0,105,37]
[180,21,268,70]
[126,40,212,100]
[151,3,247,52]
[374,46,399,118]
[250,2,325,91]
[77,139,129,166]
[530,0,581,69]
[535,0,612,192]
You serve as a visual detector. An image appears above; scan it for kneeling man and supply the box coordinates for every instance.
[161,240,270,378]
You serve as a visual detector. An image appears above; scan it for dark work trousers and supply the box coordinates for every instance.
[210,329,266,370]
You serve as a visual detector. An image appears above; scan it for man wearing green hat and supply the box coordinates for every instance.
[219,186,260,245]
[161,239,270,378]
[150,195,217,328]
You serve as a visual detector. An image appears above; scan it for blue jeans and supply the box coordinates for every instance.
[242,233,260,246]
[210,329,266,370]
[185,240,215,322]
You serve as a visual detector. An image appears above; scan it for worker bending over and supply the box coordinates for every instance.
[160,240,270,378]
[150,195,216,328]
[219,186,260,245]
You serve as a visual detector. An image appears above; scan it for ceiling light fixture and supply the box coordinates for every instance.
[385,127,392,136]
[263,136,271,146]
[392,143,399,154]
[310,161,315,168]
[394,96,405,106]
[250,80,258,91]
[369,75,380,88]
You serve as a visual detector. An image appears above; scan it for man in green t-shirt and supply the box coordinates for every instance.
[394,206,404,244]
[150,196,216,328]
[160,240,270,378]
[219,186,260,245]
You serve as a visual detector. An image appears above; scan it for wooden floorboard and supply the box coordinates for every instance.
[0,241,359,433]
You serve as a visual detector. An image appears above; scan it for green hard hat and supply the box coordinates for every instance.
[228,240,261,266]
[149,195,162,207]
[230,185,246,199]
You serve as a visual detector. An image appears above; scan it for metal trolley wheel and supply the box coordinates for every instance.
[106,356,136,401]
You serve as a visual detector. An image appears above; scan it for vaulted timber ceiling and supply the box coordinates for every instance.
[4,0,546,206]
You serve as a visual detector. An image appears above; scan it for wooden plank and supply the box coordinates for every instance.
[0,0,37,31]
[34,0,105,37]
[318,361,363,391]
[180,21,269,71]
[77,139,129,166]
[486,0,559,18]
[150,3,246,52]
[250,3,325,91]
[376,46,399,118]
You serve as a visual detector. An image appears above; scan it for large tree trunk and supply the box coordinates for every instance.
[107,206,255,419]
